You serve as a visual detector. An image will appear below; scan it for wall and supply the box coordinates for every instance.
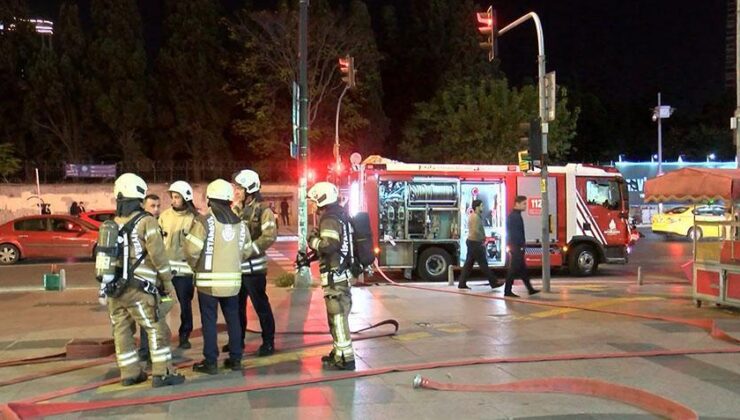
[0,183,298,225]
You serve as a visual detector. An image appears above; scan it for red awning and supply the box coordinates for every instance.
[644,167,740,203]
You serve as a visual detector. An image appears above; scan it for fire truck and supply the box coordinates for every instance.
[347,156,632,280]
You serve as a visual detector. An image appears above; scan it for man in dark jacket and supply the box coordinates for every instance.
[504,196,539,297]
[457,199,502,290]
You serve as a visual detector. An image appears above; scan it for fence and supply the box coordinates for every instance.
[21,160,299,184]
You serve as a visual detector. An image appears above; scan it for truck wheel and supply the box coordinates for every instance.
[568,244,598,277]
[0,244,20,265]
[417,247,452,282]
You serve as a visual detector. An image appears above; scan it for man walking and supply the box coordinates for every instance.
[504,196,540,298]
[457,199,502,290]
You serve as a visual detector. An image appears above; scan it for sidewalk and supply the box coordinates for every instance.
[1,277,739,419]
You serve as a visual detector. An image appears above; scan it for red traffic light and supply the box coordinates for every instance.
[338,55,356,88]
[476,12,493,34]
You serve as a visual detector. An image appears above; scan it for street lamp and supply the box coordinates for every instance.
[707,153,716,162]
[651,92,675,176]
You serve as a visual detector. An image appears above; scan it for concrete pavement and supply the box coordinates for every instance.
[1,270,739,418]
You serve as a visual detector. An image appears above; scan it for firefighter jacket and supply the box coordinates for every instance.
[239,199,277,275]
[159,207,196,276]
[114,211,174,292]
[308,204,351,287]
[184,210,252,297]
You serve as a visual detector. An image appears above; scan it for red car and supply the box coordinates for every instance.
[79,210,116,228]
[0,215,99,265]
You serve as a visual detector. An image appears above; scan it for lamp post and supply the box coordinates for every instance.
[651,92,674,177]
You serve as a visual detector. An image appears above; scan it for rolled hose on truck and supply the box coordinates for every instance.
[1,264,738,419]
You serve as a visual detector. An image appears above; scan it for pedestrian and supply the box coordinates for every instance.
[504,195,540,297]
[457,199,503,290]
[158,181,198,350]
[280,198,290,226]
[78,201,86,213]
[305,181,356,370]
[96,173,185,388]
[229,169,277,357]
[70,201,80,216]
[41,203,51,215]
[185,179,252,374]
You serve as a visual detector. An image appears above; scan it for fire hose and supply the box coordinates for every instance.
[1,263,738,419]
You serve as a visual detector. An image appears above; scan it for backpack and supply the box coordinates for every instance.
[100,212,150,298]
[327,211,375,277]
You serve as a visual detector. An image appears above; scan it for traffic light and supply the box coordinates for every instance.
[338,55,356,88]
[476,6,498,62]
[518,119,542,162]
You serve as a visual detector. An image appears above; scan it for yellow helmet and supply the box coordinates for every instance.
[114,173,147,199]
[206,179,234,201]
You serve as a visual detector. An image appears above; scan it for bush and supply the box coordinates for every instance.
[274,272,295,288]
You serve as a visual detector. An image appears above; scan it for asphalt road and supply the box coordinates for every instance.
[0,229,691,290]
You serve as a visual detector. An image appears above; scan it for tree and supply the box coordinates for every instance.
[86,0,149,163]
[153,0,230,179]
[226,0,387,178]
[0,0,40,162]
[400,78,579,164]
[0,142,21,182]
[24,2,90,163]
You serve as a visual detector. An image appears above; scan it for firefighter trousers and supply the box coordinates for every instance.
[108,284,174,379]
[198,291,243,363]
[323,281,354,363]
[238,273,276,347]
[138,284,177,355]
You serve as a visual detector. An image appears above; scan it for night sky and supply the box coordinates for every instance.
[27,0,732,160]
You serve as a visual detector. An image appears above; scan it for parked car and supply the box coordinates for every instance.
[651,204,730,240]
[78,210,115,228]
[0,215,99,265]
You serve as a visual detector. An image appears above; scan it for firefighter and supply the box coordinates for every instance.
[185,179,252,374]
[228,169,276,357]
[159,180,198,349]
[305,181,356,371]
[101,173,185,388]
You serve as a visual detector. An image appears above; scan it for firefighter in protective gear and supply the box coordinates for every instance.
[185,179,253,374]
[159,180,198,349]
[306,181,356,371]
[104,173,185,388]
[229,169,276,357]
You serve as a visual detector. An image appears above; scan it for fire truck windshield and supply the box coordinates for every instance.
[586,179,624,211]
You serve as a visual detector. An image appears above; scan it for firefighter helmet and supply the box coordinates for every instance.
[233,169,261,194]
[206,179,234,201]
[168,180,194,202]
[307,182,339,208]
[114,173,148,200]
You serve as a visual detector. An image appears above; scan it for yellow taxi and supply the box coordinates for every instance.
[651,205,730,240]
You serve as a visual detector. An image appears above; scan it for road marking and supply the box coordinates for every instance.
[524,297,663,320]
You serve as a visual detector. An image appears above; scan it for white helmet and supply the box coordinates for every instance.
[307,182,339,208]
[206,179,234,201]
[168,180,193,202]
[233,169,261,194]
[114,173,148,199]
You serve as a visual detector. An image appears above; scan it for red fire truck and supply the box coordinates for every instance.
[347,156,632,280]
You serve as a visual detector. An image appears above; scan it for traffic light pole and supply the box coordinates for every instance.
[334,84,350,183]
[499,12,551,292]
[295,0,312,288]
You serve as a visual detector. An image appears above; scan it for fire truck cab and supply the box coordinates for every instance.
[348,156,631,280]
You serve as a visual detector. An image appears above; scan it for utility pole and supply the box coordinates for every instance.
[294,0,311,288]
[497,12,551,292]
[657,92,663,177]
[334,84,349,183]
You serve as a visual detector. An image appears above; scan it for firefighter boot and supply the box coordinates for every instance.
[193,360,219,375]
[121,371,148,387]
[257,342,275,357]
[152,372,186,388]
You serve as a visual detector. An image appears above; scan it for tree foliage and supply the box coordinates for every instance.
[400,78,579,164]
[86,0,149,162]
[0,142,21,181]
[226,0,388,176]
[153,0,230,168]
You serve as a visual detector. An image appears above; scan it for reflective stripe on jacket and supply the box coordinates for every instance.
[159,207,196,275]
[184,211,251,297]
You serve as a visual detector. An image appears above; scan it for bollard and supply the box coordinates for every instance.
[59,268,66,291]
[448,265,457,286]
[637,266,643,286]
